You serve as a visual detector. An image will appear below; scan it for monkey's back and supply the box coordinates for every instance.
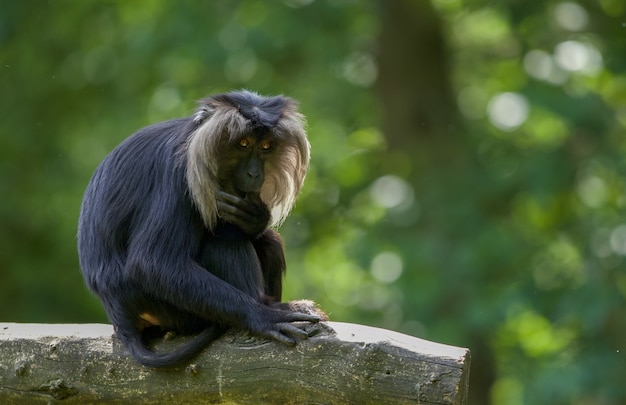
[77,118,196,292]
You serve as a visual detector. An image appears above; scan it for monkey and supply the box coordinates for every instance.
[77,90,326,368]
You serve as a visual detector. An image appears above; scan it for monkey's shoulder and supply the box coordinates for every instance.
[101,118,195,169]
[121,118,193,149]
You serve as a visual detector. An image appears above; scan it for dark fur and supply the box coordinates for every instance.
[78,91,323,368]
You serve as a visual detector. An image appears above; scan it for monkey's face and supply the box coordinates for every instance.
[217,132,276,199]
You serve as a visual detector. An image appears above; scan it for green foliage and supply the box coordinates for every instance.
[1,1,624,404]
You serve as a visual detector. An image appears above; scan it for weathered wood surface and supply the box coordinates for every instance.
[0,322,470,404]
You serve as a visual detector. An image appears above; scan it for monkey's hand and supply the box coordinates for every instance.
[216,191,270,237]
[250,305,321,346]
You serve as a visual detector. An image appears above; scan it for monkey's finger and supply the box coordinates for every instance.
[215,190,243,204]
[216,201,255,222]
[282,312,321,324]
[278,322,310,340]
[215,204,238,223]
[216,194,258,217]
[266,330,296,346]
[216,191,256,210]
[216,200,240,216]
[217,191,268,216]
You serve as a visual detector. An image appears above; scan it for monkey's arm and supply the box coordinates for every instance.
[252,229,286,301]
[216,191,270,237]
[128,248,318,345]
[126,207,317,346]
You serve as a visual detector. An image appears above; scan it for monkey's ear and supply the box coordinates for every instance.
[193,104,216,125]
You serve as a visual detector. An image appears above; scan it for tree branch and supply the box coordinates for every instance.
[0,322,470,404]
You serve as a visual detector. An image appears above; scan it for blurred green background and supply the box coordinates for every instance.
[1,1,625,404]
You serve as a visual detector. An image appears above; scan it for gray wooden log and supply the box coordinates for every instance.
[0,322,470,404]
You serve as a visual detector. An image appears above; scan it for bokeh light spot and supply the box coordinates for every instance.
[487,92,529,131]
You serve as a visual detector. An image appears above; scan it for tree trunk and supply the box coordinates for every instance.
[377,0,460,154]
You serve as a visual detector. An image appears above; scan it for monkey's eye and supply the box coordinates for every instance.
[260,141,272,151]
[238,138,251,148]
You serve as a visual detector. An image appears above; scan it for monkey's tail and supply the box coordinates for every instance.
[117,325,224,368]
